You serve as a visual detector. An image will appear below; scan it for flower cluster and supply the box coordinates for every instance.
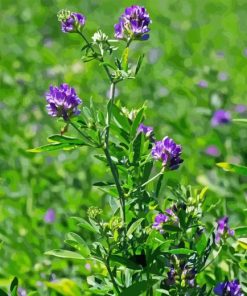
[211,109,231,126]
[46,83,82,120]
[215,216,234,244]
[152,208,178,233]
[114,5,151,41]
[214,279,243,296]
[151,136,183,170]
[57,9,86,33]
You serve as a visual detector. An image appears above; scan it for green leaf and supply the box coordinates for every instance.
[121,47,129,71]
[71,217,99,234]
[48,135,86,145]
[0,289,8,296]
[112,105,131,131]
[120,280,156,296]
[110,255,141,270]
[65,232,90,257]
[11,287,18,296]
[238,238,247,250]
[10,277,18,292]
[130,107,145,138]
[217,162,247,176]
[155,289,170,295]
[28,142,80,153]
[232,118,247,123]
[135,54,145,75]
[196,233,208,255]
[45,278,81,296]
[45,249,84,260]
[127,218,144,238]
[234,226,247,236]
[166,248,195,255]
[239,260,247,272]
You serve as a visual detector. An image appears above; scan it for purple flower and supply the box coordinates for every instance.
[114,6,151,41]
[58,10,85,33]
[235,105,247,114]
[211,109,231,127]
[137,123,154,137]
[205,145,220,157]
[215,216,234,244]
[151,136,183,170]
[85,263,91,271]
[152,213,168,233]
[45,83,82,120]
[197,80,208,88]
[44,209,56,224]
[214,280,243,296]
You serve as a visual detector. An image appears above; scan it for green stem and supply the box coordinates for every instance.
[141,170,164,188]
[105,258,121,295]
[103,83,126,223]
[69,120,95,146]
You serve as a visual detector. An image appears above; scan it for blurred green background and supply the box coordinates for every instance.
[1,0,247,294]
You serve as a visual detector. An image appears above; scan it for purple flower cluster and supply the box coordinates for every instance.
[214,280,243,296]
[58,10,86,33]
[215,216,234,244]
[211,109,231,127]
[46,83,82,120]
[151,136,183,170]
[153,208,178,233]
[114,5,151,41]
[137,123,154,137]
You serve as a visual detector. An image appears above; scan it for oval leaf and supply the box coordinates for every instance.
[45,249,84,260]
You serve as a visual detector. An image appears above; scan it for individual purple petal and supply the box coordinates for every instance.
[211,109,231,127]
[45,83,82,120]
[114,5,151,41]
[44,209,56,223]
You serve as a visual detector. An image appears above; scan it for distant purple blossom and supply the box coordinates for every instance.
[151,136,183,170]
[243,48,247,57]
[235,105,247,114]
[114,5,151,41]
[205,145,220,157]
[215,216,234,244]
[85,263,91,271]
[44,209,56,223]
[197,80,208,88]
[45,83,82,120]
[211,109,231,127]
[218,72,228,81]
[18,288,27,296]
[137,123,153,137]
[214,279,243,296]
[58,10,85,33]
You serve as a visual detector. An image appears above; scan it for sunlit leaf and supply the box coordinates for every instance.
[45,249,84,260]
[217,162,247,176]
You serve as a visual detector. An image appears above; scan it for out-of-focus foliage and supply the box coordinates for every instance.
[0,0,246,294]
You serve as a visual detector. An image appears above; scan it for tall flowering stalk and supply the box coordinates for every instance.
[28,5,244,296]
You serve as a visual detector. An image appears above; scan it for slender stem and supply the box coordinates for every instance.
[105,258,121,294]
[103,83,126,223]
[69,120,94,145]
[77,31,95,52]
[199,246,222,273]
[141,170,164,188]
